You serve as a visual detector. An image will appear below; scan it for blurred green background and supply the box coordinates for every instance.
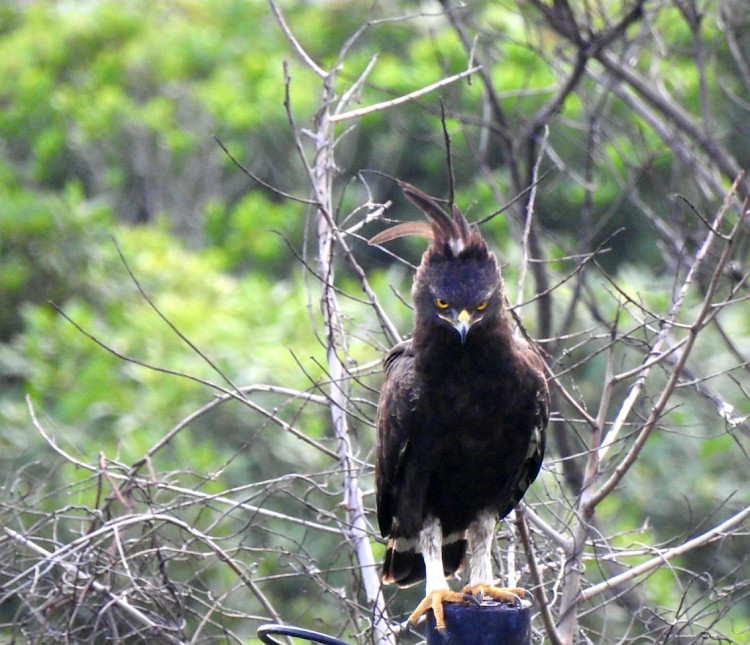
[1,1,748,643]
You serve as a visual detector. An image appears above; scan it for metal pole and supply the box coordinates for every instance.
[425,600,532,645]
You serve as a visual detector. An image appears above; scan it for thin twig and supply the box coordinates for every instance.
[516,509,565,645]
[26,395,342,535]
[580,503,750,602]
[112,238,245,398]
[130,384,329,473]
[267,0,326,79]
[591,189,748,506]
[213,136,316,205]
[330,65,480,123]
[596,173,745,464]
[516,124,548,308]
[4,527,189,645]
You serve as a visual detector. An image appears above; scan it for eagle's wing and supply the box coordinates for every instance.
[375,338,419,539]
[506,340,549,515]
[376,339,468,588]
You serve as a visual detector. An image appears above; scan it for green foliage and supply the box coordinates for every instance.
[0,191,335,637]
[2,0,749,642]
[0,0,319,242]
[205,191,304,272]
[5,221,325,461]
[0,179,112,341]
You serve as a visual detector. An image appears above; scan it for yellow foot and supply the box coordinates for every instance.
[460,584,529,606]
[408,588,466,631]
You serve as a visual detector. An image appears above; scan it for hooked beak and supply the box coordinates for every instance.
[453,309,472,344]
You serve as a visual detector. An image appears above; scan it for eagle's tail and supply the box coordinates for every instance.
[382,532,467,588]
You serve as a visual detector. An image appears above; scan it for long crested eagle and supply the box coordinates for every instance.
[371,182,549,630]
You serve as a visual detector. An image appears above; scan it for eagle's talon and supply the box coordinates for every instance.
[408,589,466,631]
[462,591,482,606]
[461,584,529,607]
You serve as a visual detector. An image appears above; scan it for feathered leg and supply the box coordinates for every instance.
[407,516,464,630]
[462,510,527,604]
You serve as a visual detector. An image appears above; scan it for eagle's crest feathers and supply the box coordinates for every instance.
[369,181,486,260]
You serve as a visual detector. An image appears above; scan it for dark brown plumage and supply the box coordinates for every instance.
[372,181,549,628]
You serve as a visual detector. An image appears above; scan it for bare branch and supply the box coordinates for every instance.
[267,0,327,79]
[581,503,750,602]
[595,174,745,467]
[213,136,317,205]
[330,65,480,123]
[4,527,188,644]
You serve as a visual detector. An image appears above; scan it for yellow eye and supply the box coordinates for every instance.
[476,301,488,311]
[435,298,449,310]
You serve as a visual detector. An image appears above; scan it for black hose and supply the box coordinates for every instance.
[257,623,352,645]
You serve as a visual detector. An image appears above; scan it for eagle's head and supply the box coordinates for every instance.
[413,245,502,344]
[370,181,504,344]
